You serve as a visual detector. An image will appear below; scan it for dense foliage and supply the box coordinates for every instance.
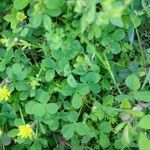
[0,0,150,149]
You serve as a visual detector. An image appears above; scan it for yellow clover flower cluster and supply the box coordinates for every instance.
[17,124,33,139]
[0,86,10,102]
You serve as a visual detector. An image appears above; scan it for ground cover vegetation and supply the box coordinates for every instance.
[0,0,150,149]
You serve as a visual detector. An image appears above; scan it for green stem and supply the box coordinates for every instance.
[103,54,122,95]
[19,108,25,124]
[28,49,39,68]
[36,67,43,78]
[3,145,5,150]
[21,50,33,66]
[35,122,38,138]
[80,35,122,94]
[141,68,150,90]
[135,28,145,64]
[13,42,40,49]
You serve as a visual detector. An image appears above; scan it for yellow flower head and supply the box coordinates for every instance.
[0,86,10,102]
[17,124,33,139]
[16,12,26,22]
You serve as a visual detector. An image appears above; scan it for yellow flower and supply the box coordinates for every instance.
[0,86,10,102]
[16,12,26,22]
[17,124,33,139]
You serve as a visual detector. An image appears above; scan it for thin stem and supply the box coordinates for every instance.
[19,108,25,124]
[135,28,145,64]
[35,122,38,138]
[20,50,33,66]
[103,54,122,95]
[3,145,5,150]
[79,34,106,68]
[79,34,122,94]
[28,49,39,68]
[13,42,40,49]
[141,68,150,90]
[36,67,43,78]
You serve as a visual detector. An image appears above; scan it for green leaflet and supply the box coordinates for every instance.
[14,0,30,10]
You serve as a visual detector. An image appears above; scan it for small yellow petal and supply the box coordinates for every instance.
[17,124,33,139]
[0,86,10,102]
